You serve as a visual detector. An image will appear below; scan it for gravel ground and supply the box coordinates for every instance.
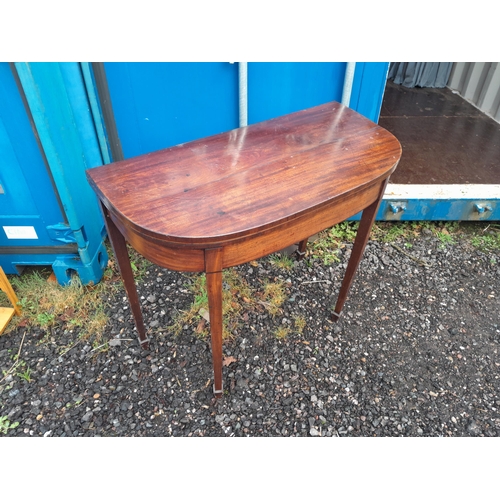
[1,224,499,437]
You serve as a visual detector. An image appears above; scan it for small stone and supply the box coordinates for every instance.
[82,411,93,422]
[381,255,391,266]
[147,295,157,303]
[309,428,320,436]
[467,421,479,435]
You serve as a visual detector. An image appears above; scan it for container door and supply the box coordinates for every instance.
[0,63,75,273]
[101,62,389,161]
[248,62,348,123]
[103,62,240,158]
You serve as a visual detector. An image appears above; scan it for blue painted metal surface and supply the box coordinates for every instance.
[350,62,390,123]
[348,198,499,221]
[247,62,347,124]
[0,63,82,275]
[103,62,390,161]
[81,63,112,165]
[104,62,239,158]
[12,63,108,285]
[247,63,389,124]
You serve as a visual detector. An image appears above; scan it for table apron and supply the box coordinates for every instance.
[108,180,383,273]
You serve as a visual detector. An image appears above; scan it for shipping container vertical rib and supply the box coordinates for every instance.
[448,63,500,124]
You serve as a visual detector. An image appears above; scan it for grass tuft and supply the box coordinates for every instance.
[273,325,291,339]
[310,221,358,265]
[169,268,254,340]
[0,243,153,346]
[293,315,307,334]
[269,253,294,270]
[168,271,289,341]
[260,280,287,316]
[4,270,110,343]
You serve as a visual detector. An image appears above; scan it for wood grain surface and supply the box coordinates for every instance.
[87,102,401,246]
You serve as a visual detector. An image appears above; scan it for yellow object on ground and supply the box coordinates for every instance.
[0,266,21,335]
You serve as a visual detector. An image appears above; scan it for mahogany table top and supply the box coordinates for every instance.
[87,103,401,247]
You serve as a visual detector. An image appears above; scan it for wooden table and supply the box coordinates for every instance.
[86,102,401,397]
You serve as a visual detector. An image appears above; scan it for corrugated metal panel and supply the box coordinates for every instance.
[448,62,500,123]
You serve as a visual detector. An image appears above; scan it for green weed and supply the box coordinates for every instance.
[17,365,32,383]
[0,415,19,435]
[471,232,500,252]
[310,222,358,265]
[128,247,151,281]
[169,271,288,341]
[269,253,294,270]
[36,311,56,328]
[373,222,411,243]
[436,230,454,248]
[1,250,124,347]
[169,268,254,340]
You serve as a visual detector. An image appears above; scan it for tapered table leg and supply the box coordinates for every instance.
[205,248,224,397]
[332,180,388,321]
[100,202,149,349]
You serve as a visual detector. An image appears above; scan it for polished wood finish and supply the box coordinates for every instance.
[205,247,224,395]
[331,178,389,321]
[87,102,401,397]
[101,203,149,348]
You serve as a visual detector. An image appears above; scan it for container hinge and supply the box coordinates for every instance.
[46,223,76,244]
[389,202,407,214]
[473,203,492,214]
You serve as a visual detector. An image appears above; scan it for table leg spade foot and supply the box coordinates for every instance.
[296,239,308,260]
[213,383,224,398]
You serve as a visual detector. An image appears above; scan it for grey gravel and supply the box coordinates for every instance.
[1,226,499,437]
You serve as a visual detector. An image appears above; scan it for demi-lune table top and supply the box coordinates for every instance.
[87,102,401,247]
